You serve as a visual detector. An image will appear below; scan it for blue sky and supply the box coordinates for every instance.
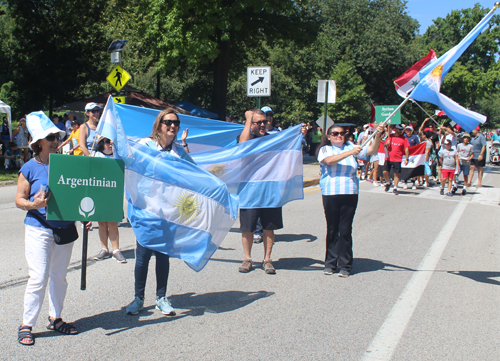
[406,0,495,33]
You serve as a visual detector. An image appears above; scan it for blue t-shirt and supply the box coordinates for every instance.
[20,159,74,229]
[491,133,500,142]
[55,123,65,132]
[405,134,420,147]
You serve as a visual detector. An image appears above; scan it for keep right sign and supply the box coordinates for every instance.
[247,67,271,97]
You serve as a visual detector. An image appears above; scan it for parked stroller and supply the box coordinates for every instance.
[490,140,500,165]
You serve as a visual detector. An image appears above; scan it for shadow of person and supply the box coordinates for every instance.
[273,257,323,271]
[42,290,274,337]
[274,234,318,243]
[353,258,416,275]
[170,290,274,316]
[447,271,500,286]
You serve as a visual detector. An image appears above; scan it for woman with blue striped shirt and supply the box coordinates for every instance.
[317,123,383,277]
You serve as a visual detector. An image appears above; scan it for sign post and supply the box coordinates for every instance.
[247,66,271,110]
[47,154,125,290]
[317,80,336,131]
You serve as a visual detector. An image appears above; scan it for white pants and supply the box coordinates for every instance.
[23,224,74,326]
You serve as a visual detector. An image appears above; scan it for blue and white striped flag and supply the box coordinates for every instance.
[125,140,239,271]
[99,96,239,271]
[191,125,304,208]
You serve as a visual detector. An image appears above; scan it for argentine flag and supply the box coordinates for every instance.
[99,97,239,271]
[191,125,304,208]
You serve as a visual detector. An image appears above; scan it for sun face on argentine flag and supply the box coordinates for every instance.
[427,64,444,87]
[174,191,201,224]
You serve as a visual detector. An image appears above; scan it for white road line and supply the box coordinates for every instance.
[361,197,469,361]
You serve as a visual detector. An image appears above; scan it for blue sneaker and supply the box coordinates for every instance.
[156,297,176,316]
[125,297,144,315]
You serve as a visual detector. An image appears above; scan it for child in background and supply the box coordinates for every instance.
[456,133,474,195]
[438,139,459,197]
[91,137,126,263]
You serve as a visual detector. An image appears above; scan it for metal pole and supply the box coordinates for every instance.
[256,97,261,109]
[409,99,441,127]
[80,226,88,290]
[323,82,328,132]
[361,95,412,149]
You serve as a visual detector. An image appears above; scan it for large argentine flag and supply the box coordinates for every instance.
[99,97,239,271]
[115,103,244,153]
[191,125,304,208]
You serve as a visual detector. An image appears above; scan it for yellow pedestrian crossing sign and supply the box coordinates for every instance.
[106,65,131,91]
[113,96,126,104]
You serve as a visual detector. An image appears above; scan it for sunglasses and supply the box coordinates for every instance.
[90,109,101,113]
[252,120,267,126]
[104,139,111,144]
[161,120,180,127]
[329,131,346,137]
[45,134,60,142]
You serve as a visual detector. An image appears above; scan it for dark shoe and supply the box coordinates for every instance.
[47,317,78,335]
[238,259,253,273]
[440,188,444,195]
[18,325,35,346]
[451,186,457,194]
[338,269,350,278]
[323,268,335,275]
[384,184,391,192]
[462,189,467,196]
[262,260,276,274]
[393,189,398,195]
[446,192,452,197]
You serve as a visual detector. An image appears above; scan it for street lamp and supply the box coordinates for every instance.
[107,40,128,64]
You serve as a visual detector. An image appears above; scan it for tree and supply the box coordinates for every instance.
[6,0,109,114]
[141,0,316,120]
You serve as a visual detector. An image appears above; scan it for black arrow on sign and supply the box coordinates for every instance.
[251,77,264,86]
[116,98,122,103]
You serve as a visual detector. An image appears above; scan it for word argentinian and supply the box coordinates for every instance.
[58,175,117,189]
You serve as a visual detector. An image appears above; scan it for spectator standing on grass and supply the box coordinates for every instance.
[13,118,30,163]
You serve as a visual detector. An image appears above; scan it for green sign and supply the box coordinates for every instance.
[375,105,401,124]
[47,154,125,222]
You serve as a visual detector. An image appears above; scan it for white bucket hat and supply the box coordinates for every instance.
[26,111,66,150]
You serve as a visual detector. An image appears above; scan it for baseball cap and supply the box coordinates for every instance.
[405,125,414,131]
[261,106,273,114]
[85,102,102,111]
[462,132,471,139]
[395,124,404,130]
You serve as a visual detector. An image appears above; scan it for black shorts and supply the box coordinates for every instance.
[239,207,283,232]
[471,158,485,167]
[383,160,401,174]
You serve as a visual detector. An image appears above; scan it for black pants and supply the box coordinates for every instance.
[322,194,358,271]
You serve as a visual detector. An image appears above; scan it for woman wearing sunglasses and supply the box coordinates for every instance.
[78,102,102,157]
[14,112,81,346]
[317,123,383,277]
[125,109,193,317]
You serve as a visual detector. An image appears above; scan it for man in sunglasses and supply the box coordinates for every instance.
[237,109,283,275]
[79,102,101,157]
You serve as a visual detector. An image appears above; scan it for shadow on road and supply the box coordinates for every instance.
[273,257,323,271]
[447,270,500,286]
[43,290,274,337]
[275,233,318,243]
[353,258,415,275]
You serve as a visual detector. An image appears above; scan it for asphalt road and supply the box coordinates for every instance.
[1,167,499,360]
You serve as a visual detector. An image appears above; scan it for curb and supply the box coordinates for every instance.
[303,178,319,188]
[0,180,16,187]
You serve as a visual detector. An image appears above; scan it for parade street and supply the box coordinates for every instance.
[1,166,499,360]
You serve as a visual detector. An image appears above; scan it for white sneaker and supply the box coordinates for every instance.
[412,183,417,190]
[373,181,379,187]
[403,183,408,189]
[424,182,429,188]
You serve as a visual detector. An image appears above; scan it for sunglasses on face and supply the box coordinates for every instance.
[104,139,111,144]
[329,131,346,137]
[161,120,180,127]
[91,109,101,113]
[252,120,267,126]
[45,134,60,142]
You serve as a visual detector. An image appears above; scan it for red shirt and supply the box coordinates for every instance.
[386,135,410,162]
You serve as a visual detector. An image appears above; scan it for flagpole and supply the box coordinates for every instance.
[409,99,441,127]
[360,95,412,149]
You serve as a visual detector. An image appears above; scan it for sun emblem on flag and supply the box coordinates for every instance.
[174,191,201,223]
[207,163,227,180]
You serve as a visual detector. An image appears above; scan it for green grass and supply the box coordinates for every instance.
[0,169,19,183]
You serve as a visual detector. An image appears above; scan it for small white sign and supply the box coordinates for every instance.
[316,115,334,130]
[247,66,271,97]
[317,80,336,103]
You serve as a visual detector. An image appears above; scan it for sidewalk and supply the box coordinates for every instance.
[303,154,320,187]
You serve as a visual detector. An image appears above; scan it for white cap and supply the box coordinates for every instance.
[85,102,102,111]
